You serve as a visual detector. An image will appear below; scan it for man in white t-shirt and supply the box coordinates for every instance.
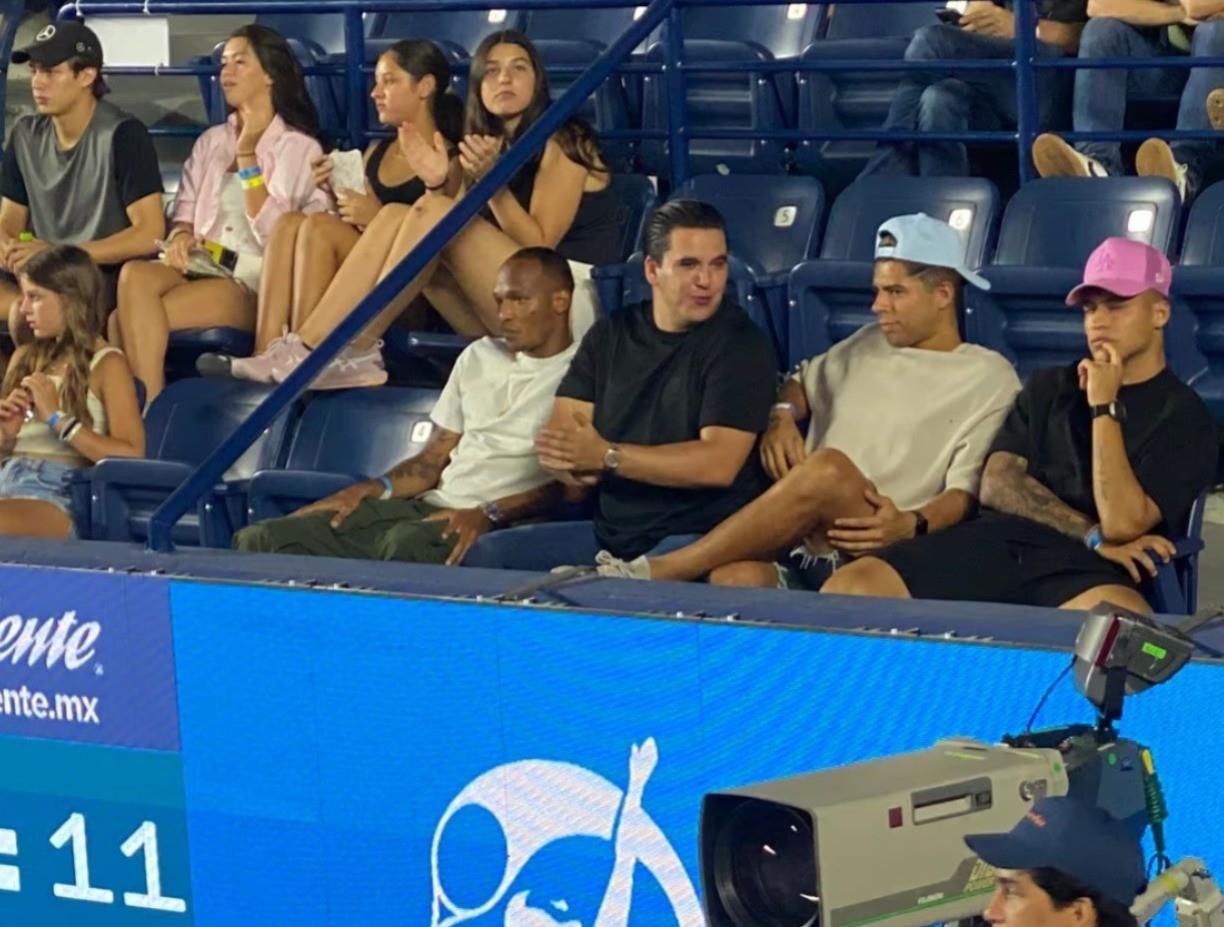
[594,213,1022,587]
[232,247,577,564]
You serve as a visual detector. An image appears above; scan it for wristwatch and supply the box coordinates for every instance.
[603,444,622,472]
[481,501,507,525]
[1090,400,1127,423]
[911,511,929,537]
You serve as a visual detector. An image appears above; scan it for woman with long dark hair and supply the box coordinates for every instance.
[202,39,463,382]
[217,29,621,389]
[110,24,330,402]
[0,245,143,538]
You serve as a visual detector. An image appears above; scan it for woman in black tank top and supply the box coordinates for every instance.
[200,40,462,382]
[224,30,621,383]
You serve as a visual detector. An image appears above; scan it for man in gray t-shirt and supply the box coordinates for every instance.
[0,21,164,344]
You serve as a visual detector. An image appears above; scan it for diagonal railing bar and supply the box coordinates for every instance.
[144,0,673,551]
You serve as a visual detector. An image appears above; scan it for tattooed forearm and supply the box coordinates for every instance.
[383,427,460,496]
[979,452,1095,541]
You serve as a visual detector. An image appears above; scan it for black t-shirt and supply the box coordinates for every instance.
[0,117,162,213]
[557,300,777,558]
[989,364,1218,535]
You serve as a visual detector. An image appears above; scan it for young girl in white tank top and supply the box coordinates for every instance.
[0,246,144,538]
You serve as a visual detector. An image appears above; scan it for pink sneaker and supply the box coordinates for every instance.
[197,332,306,383]
[272,340,388,390]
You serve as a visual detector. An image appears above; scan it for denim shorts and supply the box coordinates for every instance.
[0,457,77,519]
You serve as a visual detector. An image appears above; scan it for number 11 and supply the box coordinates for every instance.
[49,813,187,913]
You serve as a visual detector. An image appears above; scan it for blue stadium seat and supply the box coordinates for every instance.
[1148,489,1212,615]
[592,174,824,361]
[786,176,1000,365]
[637,5,820,177]
[795,2,943,188]
[968,177,1189,379]
[244,387,439,524]
[87,380,296,548]
[1172,179,1224,421]
[367,9,528,61]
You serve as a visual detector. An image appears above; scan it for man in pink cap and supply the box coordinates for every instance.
[823,236,1218,612]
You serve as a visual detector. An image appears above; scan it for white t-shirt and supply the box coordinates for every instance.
[795,323,1021,508]
[421,337,577,510]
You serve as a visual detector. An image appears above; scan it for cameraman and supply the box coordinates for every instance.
[966,797,1146,927]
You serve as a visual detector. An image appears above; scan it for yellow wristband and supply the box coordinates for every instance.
[240,174,265,190]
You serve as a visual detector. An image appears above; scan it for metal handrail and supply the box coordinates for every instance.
[140,0,672,550]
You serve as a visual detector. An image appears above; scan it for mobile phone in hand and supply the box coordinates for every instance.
[936,7,963,24]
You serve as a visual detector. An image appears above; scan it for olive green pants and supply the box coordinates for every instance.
[233,498,455,563]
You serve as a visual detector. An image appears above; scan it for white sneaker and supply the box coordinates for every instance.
[593,549,652,580]
[1136,138,1188,201]
[1032,133,1109,179]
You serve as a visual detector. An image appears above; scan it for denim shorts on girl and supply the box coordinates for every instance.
[0,457,77,526]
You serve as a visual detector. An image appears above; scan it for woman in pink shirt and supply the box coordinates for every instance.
[110,24,329,402]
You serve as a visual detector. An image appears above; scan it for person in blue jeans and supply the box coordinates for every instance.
[1032,4,1224,200]
[861,2,1085,178]
[463,200,777,573]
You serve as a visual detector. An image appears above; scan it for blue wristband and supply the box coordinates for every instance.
[237,165,262,181]
[46,411,62,432]
[378,475,394,500]
[1084,524,1104,551]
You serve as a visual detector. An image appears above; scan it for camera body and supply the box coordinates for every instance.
[700,737,1068,927]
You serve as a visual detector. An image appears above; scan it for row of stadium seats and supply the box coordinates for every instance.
[70,377,1208,614]
[74,380,438,548]
[190,2,942,176]
[171,172,1224,422]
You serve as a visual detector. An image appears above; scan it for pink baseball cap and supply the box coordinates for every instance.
[1065,237,1172,306]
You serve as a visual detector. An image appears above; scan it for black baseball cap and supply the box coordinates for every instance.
[964,797,1147,907]
[13,21,104,68]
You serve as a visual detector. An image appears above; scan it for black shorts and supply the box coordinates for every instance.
[876,511,1139,608]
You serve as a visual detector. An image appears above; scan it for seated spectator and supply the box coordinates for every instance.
[109,24,330,403]
[589,214,1020,585]
[0,245,144,538]
[861,2,1084,178]
[214,29,622,389]
[232,247,577,562]
[824,237,1219,612]
[462,200,777,571]
[965,796,1147,927]
[205,39,463,376]
[1032,1,1224,199]
[1,21,164,337]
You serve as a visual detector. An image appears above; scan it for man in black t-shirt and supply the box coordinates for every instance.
[825,237,1218,612]
[467,200,777,570]
[861,0,1085,178]
[0,22,164,339]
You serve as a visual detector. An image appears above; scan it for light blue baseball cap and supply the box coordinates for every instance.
[874,213,990,290]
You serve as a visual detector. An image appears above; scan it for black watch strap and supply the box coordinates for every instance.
[1091,401,1126,422]
[912,511,929,537]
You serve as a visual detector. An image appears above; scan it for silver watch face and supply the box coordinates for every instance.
[604,446,621,470]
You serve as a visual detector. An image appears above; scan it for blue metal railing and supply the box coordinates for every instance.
[45,0,1219,549]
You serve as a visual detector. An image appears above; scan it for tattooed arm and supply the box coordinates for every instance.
[979,450,1096,542]
[383,426,461,497]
